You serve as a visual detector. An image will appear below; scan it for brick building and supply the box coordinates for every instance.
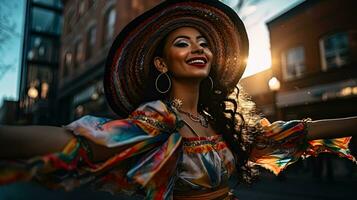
[239,69,275,119]
[18,0,62,125]
[58,0,162,124]
[243,0,357,121]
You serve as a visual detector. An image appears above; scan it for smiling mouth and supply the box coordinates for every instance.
[186,57,208,67]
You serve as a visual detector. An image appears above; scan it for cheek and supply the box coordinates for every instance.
[169,50,187,62]
[207,50,213,61]
[166,49,188,70]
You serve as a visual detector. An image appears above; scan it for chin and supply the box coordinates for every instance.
[188,73,210,81]
[188,68,210,78]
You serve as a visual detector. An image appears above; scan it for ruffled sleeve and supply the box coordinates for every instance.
[0,100,183,199]
[249,118,356,175]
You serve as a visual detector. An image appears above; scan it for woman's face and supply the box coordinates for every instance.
[157,27,213,80]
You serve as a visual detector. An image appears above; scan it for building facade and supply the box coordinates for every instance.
[58,0,162,124]
[0,100,18,125]
[246,0,357,121]
[18,0,63,125]
[239,69,275,120]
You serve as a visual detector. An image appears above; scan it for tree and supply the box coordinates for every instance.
[0,0,21,80]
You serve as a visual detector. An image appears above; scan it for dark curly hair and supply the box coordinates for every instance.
[200,80,262,184]
[144,29,263,185]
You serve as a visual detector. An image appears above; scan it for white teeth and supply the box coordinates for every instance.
[188,59,205,64]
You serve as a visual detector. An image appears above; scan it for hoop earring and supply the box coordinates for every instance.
[155,72,171,94]
[207,76,214,91]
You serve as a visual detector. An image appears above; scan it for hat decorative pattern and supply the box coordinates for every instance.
[105,0,249,117]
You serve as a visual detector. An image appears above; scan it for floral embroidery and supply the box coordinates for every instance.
[182,135,228,154]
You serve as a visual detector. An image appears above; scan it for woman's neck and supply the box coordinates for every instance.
[169,79,201,114]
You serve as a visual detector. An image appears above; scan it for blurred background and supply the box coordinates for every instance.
[0,0,356,199]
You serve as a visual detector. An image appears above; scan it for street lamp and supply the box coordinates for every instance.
[268,77,281,121]
[268,76,285,180]
[268,77,281,92]
[28,86,39,99]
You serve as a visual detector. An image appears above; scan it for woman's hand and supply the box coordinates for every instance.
[306,116,357,140]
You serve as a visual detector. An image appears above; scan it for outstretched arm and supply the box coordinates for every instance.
[0,125,126,161]
[306,116,357,140]
[0,125,73,159]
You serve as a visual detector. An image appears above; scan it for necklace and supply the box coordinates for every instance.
[177,108,208,128]
[170,98,209,128]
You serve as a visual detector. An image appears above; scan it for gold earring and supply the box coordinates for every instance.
[155,72,171,94]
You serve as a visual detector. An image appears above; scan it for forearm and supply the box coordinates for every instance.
[0,125,74,159]
[306,116,357,140]
[0,125,133,162]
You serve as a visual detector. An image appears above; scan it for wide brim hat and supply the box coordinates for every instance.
[104,0,249,117]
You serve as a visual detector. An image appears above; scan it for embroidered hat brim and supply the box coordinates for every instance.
[104,0,249,117]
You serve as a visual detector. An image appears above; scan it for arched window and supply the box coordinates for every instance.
[103,7,116,43]
[63,51,72,77]
[74,40,84,68]
[86,25,96,59]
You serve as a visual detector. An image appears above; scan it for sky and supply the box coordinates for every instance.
[0,0,25,107]
[0,0,303,107]
[224,0,305,77]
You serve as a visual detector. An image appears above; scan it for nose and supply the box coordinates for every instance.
[191,43,204,54]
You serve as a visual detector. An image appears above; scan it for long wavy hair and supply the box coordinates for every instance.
[143,29,263,184]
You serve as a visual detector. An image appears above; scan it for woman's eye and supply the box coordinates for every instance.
[174,42,189,47]
[200,42,209,48]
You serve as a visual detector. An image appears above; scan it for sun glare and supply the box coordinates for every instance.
[242,25,272,78]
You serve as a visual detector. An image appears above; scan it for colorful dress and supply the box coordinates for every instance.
[0,100,355,200]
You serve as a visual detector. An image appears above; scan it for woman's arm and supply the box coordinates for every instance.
[0,125,74,159]
[0,125,125,162]
[306,116,357,140]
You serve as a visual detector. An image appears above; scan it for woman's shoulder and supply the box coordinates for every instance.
[132,100,175,117]
[131,100,182,133]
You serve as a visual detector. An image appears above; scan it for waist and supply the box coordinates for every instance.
[173,187,235,200]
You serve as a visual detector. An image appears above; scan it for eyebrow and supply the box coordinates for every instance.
[172,35,206,43]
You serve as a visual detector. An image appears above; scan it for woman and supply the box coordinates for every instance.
[0,0,356,199]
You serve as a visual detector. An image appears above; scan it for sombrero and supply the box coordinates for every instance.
[104,0,249,117]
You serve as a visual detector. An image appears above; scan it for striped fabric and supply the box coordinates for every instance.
[250,118,355,175]
[0,100,354,199]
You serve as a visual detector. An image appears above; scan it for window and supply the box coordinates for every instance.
[320,32,350,70]
[32,0,62,8]
[63,52,73,77]
[27,65,53,99]
[103,8,116,43]
[281,46,305,80]
[74,40,84,68]
[31,7,61,34]
[86,26,96,59]
[64,8,75,34]
[27,36,57,63]
[78,1,86,17]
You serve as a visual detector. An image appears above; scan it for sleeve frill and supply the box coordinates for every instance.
[249,118,356,175]
[0,101,182,200]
